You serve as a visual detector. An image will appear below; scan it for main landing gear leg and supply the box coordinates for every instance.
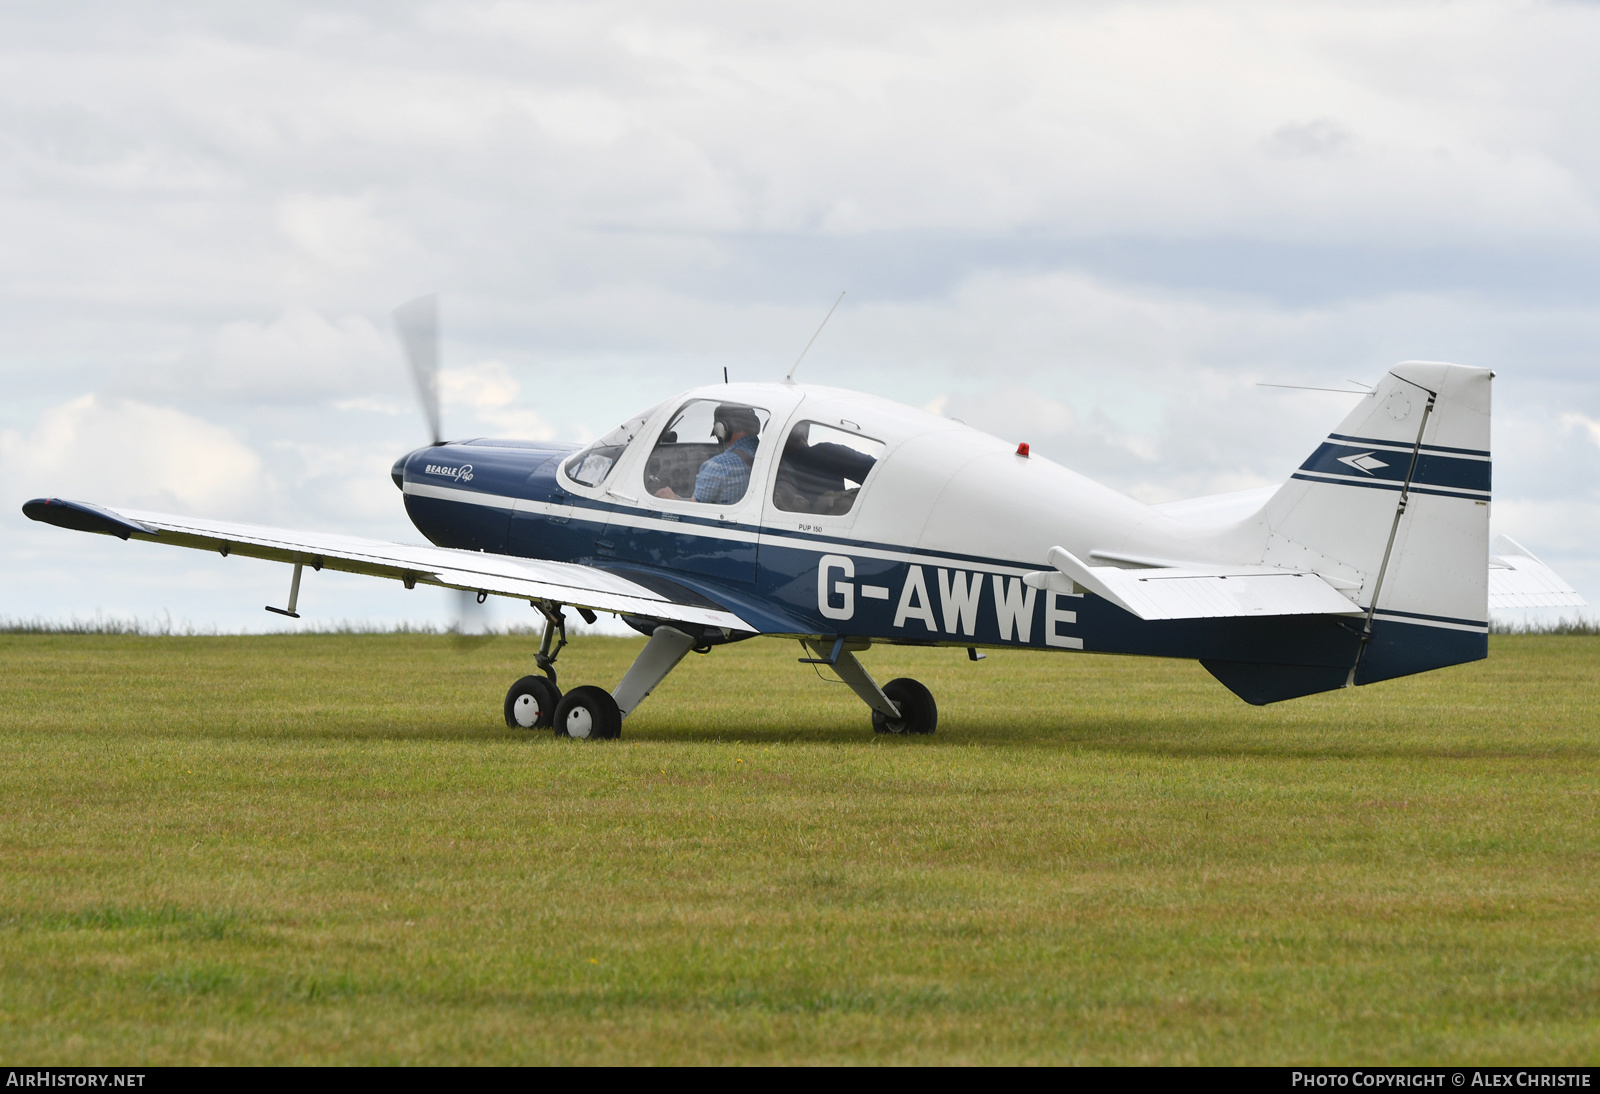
[504,603,568,730]
[550,624,694,740]
[802,639,938,736]
[613,626,696,720]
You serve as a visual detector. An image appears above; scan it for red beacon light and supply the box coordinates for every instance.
[1016,442,1030,457]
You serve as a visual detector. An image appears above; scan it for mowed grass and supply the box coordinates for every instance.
[1,633,1597,1065]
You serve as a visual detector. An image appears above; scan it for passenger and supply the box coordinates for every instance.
[773,422,880,514]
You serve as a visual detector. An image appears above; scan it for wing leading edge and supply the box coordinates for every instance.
[22,497,754,634]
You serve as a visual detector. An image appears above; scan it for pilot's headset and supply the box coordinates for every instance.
[711,405,758,444]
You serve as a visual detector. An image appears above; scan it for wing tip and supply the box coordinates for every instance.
[22,498,153,541]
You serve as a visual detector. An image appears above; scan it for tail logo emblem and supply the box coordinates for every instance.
[1337,452,1389,475]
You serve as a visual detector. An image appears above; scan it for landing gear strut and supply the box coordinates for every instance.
[505,606,696,740]
[504,603,568,729]
[800,638,938,736]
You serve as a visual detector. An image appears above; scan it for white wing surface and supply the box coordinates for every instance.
[23,498,754,632]
[1488,535,1586,609]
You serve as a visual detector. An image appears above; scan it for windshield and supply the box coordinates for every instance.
[562,405,661,488]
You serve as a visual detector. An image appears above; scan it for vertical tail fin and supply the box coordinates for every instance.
[1260,361,1491,684]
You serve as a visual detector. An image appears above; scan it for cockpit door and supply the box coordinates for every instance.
[759,414,885,536]
[755,405,890,620]
[606,386,802,587]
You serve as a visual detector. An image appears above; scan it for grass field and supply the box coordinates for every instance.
[1,632,1597,1065]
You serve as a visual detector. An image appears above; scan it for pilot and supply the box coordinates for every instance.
[653,405,761,504]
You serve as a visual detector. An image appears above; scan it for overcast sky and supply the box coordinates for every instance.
[3,1,1598,632]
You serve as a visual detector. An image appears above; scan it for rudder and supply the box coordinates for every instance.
[1259,361,1491,686]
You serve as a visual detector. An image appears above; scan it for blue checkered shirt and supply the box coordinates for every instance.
[693,436,759,504]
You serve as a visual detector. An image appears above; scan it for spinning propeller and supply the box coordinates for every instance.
[393,293,443,446]
[393,293,489,644]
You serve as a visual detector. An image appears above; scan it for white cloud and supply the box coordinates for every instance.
[4,3,1596,250]
[440,361,555,440]
[206,308,398,402]
[265,438,405,526]
[277,193,407,269]
[1559,412,1600,449]
[0,393,271,517]
[1263,118,1355,160]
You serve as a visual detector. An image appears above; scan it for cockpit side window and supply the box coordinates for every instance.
[562,407,657,488]
[773,421,884,516]
[644,399,770,506]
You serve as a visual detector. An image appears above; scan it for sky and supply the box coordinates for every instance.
[2,0,1598,633]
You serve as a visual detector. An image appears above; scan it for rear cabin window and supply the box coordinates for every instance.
[773,421,884,516]
[644,399,771,506]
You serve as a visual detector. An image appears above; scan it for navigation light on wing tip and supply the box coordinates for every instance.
[1016,442,1030,457]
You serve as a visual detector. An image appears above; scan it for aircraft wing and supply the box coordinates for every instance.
[1488,535,1586,609]
[22,497,755,633]
[1025,545,1363,621]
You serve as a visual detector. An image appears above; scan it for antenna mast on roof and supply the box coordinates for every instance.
[784,291,846,384]
[1256,381,1374,394]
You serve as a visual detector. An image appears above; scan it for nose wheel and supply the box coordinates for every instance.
[503,674,621,740]
[504,608,692,741]
[554,685,623,740]
[504,675,561,729]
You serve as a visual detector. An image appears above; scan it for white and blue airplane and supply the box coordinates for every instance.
[23,300,1584,738]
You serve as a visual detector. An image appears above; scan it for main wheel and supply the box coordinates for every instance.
[872,677,937,735]
[553,685,622,740]
[505,675,561,729]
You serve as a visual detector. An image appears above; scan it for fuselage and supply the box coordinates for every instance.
[392,381,1480,692]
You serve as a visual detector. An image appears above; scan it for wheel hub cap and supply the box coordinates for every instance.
[513,693,540,728]
[566,707,594,739]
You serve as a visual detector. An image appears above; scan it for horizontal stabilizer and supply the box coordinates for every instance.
[1025,545,1362,622]
[1488,535,1586,609]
